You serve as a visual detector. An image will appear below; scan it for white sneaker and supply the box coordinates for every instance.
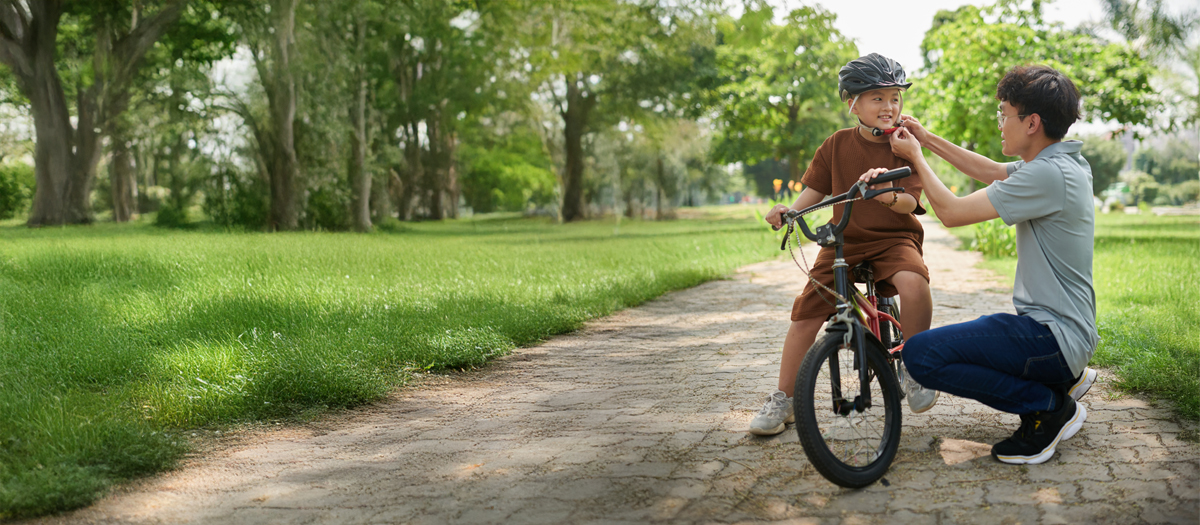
[1068,367,1097,401]
[899,360,939,414]
[749,390,794,436]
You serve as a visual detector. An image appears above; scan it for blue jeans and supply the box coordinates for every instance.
[904,313,1076,415]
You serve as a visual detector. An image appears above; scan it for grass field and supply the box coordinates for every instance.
[0,207,780,518]
[950,212,1199,421]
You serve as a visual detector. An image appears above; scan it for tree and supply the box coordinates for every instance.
[0,0,190,226]
[708,5,856,184]
[912,1,1160,175]
[1080,134,1127,195]
[522,0,709,222]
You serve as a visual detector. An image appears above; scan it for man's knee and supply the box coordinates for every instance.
[903,330,936,383]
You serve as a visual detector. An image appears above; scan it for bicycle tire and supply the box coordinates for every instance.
[794,329,902,488]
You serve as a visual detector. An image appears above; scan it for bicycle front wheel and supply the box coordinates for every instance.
[795,330,902,488]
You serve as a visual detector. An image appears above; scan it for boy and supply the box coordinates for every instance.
[877,64,1098,464]
[753,53,938,436]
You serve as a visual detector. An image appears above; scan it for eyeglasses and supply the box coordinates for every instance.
[996,111,1029,126]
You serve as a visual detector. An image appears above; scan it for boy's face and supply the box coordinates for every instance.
[849,88,903,129]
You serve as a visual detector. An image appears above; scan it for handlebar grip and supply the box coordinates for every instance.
[871,166,912,184]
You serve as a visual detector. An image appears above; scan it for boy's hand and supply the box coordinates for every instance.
[899,115,929,143]
[857,167,895,203]
[764,203,790,228]
[889,127,922,160]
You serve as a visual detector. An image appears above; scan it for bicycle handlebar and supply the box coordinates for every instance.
[775,166,912,244]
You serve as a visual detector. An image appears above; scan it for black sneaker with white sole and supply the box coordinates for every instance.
[1068,367,1097,401]
[991,396,1087,465]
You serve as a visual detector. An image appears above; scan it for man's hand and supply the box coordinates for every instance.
[764,203,790,228]
[899,115,929,144]
[889,127,922,161]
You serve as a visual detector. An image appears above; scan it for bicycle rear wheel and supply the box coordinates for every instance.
[795,330,902,488]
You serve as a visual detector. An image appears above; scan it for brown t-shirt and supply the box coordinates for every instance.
[801,127,926,246]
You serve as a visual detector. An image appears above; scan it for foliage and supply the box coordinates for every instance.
[912,1,1160,161]
[0,212,779,517]
[203,168,271,230]
[1079,134,1128,196]
[0,163,33,220]
[458,121,557,213]
[1134,137,1200,186]
[970,217,1017,258]
[709,4,856,181]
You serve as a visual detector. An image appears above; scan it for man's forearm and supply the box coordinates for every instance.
[911,155,1001,227]
[921,132,1009,184]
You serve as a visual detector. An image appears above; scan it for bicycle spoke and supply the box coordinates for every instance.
[813,343,888,467]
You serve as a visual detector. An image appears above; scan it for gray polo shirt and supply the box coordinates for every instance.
[987,140,1098,377]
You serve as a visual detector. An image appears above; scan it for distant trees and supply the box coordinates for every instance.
[0,0,1192,229]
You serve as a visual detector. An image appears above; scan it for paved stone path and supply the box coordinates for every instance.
[37,217,1199,524]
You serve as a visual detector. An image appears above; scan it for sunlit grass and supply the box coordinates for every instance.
[0,210,781,518]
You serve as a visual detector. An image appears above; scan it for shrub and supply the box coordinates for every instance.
[304,183,350,231]
[202,169,269,230]
[971,218,1016,257]
[0,163,34,220]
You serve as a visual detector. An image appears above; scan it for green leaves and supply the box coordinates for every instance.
[709,5,856,179]
[912,1,1161,160]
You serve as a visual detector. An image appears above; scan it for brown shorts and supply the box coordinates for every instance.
[791,238,929,322]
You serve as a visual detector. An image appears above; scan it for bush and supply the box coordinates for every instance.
[971,218,1016,257]
[304,183,350,231]
[0,163,34,220]
[154,204,190,228]
[202,169,269,230]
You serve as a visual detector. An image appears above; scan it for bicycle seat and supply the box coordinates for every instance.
[852,262,875,284]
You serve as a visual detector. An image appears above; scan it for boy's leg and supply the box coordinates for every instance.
[778,316,827,394]
[890,270,931,337]
[890,270,938,413]
[749,316,824,436]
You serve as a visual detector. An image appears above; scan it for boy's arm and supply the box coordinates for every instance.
[764,186,826,228]
[900,115,1010,184]
[882,128,1000,228]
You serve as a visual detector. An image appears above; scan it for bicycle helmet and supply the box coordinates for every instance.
[838,53,912,102]
[839,53,912,136]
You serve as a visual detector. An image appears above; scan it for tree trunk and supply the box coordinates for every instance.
[444,127,458,219]
[560,75,594,222]
[347,13,371,232]
[265,0,300,231]
[109,120,138,222]
[426,114,444,220]
[349,74,371,231]
[25,66,74,226]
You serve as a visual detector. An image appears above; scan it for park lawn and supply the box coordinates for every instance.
[0,207,779,518]
[950,213,1199,421]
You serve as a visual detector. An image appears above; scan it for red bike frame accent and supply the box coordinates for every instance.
[853,293,902,342]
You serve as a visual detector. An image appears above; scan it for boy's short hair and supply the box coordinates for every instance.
[995,65,1081,140]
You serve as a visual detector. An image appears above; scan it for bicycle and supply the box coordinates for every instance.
[773,166,912,488]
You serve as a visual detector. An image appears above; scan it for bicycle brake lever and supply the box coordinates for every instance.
[780,220,793,251]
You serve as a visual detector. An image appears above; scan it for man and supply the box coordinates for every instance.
[868,65,1099,464]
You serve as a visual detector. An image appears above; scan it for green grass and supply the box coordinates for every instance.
[1090,213,1199,420]
[0,207,780,518]
[951,213,1199,420]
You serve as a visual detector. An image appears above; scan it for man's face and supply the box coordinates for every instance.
[998,100,1026,157]
[850,88,902,130]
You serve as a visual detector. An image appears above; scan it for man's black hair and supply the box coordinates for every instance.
[995,65,1081,140]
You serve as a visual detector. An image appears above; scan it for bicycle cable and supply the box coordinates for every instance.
[783,195,868,308]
